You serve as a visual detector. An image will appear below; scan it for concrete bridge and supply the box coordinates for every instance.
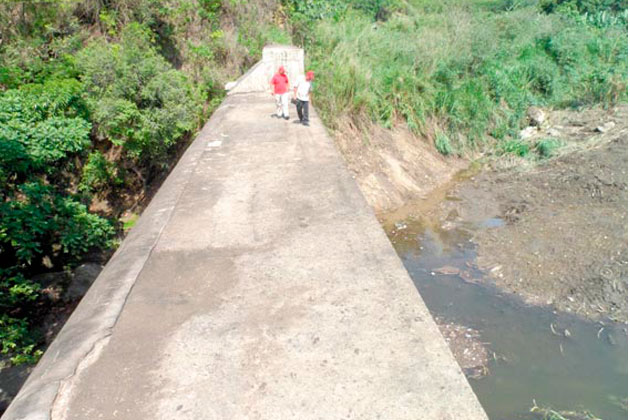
[3,47,488,420]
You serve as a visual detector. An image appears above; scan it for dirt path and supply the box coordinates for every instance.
[435,106,628,322]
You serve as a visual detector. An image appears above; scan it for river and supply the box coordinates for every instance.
[383,194,628,420]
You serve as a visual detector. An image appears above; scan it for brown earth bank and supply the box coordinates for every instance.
[464,107,626,322]
[383,105,627,323]
[332,118,466,213]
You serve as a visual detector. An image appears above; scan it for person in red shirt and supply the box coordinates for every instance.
[270,66,290,120]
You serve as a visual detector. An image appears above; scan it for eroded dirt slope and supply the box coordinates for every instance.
[333,119,465,212]
[442,106,628,322]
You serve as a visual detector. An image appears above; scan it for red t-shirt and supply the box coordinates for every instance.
[271,73,289,94]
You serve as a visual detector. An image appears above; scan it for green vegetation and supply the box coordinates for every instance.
[283,0,627,155]
[501,139,532,157]
[0,0,626,365]
[435,132,453,155]
[531,401,603,419]
[122,213,139,232]
[0,0,288,364]
[495,137,564,159]
[535,138,564,158]
[78,23,204,167]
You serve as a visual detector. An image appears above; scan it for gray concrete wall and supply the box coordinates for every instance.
[2,46,488,420]
[226,45,304,94]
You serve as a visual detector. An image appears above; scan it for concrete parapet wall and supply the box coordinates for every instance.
[226,45,304,94]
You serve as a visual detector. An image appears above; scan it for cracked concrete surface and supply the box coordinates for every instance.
[2,94,487,420]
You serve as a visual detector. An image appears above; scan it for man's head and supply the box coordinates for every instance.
[306,71,314,81]
[278,66,285,74]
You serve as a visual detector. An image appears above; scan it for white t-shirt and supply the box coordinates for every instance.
[294,75,312,101]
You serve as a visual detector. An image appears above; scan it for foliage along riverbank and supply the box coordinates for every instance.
[287,0,627,156]
[0,0,627,365]
[0,0,290,364]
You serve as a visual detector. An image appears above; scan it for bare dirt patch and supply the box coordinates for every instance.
[436,106,628,322]
[332,118,465,212]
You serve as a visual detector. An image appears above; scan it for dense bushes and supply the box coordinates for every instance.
[0,25,203,360]
[288,0,627,155]
[0,0,288,364]
[0,79,114,363]
[78,24,204,167]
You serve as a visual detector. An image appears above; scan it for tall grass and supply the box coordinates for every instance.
[303,0,627,154]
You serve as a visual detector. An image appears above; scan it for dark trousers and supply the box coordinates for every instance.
[296,99,309,122]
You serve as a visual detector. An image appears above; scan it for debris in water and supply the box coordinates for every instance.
[433,266,460,275]
[436,319,490,380]
[394,222,407,231]
[531,401,603,420]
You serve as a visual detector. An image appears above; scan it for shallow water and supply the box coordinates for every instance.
[387,216,628,420]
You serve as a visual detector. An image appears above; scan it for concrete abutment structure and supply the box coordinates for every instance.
[3,46,488,420]
[225,45,304,94]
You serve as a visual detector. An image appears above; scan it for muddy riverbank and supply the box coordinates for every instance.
[445,107,627,322]
[386,212,627,419]
[382,105,628,323]
[378,104,628,419]
[380,147,628,418]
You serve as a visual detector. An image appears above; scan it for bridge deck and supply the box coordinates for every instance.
[4,94,487,420]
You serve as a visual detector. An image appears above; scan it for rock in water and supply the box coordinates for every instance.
[527,106,545,127]
[64,263,103,301]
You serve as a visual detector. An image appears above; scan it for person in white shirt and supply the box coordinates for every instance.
[293,70,314,126]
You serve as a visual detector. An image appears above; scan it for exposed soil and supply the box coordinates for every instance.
[429,105,628,322]
[332,117,466,212]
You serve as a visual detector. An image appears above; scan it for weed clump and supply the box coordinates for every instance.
[501,139,531,157]
[435,132,453,155]
[530,400,603,420]
[535,138,564,158]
